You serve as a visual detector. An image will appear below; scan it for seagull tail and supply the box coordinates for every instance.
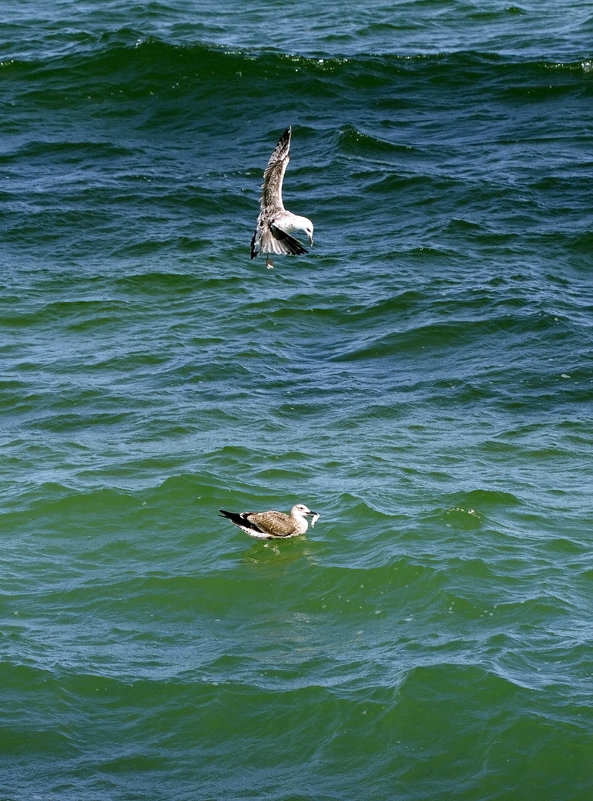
[220,509,260,533]
[219,509,241,524]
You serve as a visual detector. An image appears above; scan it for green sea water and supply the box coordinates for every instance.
[2,1,593,799]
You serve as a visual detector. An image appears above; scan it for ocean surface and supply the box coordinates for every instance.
[2,1,593,799]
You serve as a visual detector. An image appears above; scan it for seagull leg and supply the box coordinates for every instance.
[266,255,274,269]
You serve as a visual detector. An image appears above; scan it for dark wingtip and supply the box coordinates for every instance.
[250,230,259,259]
[269,225,308,255]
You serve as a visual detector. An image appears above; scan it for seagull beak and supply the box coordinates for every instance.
[309,234,314,246]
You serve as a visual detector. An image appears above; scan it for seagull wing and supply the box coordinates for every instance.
[260,127,291,212]
[266,223,308,255]
[246,510,296,537]
[251,218,308,259]
[251,127,306,261]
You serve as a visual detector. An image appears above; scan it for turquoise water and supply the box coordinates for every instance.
[2,1,593,799]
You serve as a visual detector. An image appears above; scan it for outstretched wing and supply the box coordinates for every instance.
[260,127,291,212]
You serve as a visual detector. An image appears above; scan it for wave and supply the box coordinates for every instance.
[5,35,591,108]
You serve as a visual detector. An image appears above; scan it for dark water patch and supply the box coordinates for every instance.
[0,298,129,330]
[326,310,559,363]
[339,124,416,160]
[438,487,522,512]
[9,483,140,529]
[568,228,593,256]
[5,37,343,114]
[1,138,134,166]
[116,270,207,296]
[6,39,592,116]
[391,663,593,797]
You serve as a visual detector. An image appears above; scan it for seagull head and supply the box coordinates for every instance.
[303,219,314,246]
[290,215,314,246]
[292,504,320,525]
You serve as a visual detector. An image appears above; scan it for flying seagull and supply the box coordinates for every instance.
[250,126,314,269]
[220,503,320,539]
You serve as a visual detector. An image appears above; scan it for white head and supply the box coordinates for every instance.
[291,504,319,526]
[292,215,314,246]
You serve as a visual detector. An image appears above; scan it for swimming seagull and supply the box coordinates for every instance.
[220,504,320,539]
[250,126,314,269]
